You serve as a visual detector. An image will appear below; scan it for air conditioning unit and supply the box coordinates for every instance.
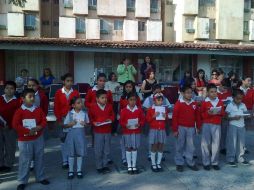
[186,29,195,33]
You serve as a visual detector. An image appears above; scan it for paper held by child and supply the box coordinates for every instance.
[155,106,166,120]
[127,118,139,129]
[95,120,112,127]
[22,119,36,129]
[72,115,85,128]
[209,106,222,114]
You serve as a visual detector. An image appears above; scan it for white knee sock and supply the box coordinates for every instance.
[126,151,132,168]
[68,157,74,172]
[30,160,34,168]
[131,151,137,168]
[77,157,83,172]
[157,152,163,165]
[151,152,156,166]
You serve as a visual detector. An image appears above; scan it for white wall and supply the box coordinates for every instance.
[123,20,138,41]
[7,12,24,36]
[97,0,126,17]
[135,0,150,18]
[197,55,210,79]
[23,0,39,11]
[73,0,88,15]
[59,17,76,38]
[74,52,95,85]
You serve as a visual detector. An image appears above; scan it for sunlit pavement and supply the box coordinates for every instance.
[1,128,254,190]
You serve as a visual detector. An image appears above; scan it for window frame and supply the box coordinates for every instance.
[76,18,86,33]
[25,14,36,30]
[88,0,97,10]
[138,21,145,32]
[114,20,123,30]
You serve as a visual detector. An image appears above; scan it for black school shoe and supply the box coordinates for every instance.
[228,162,237,167]
[132,167,139,174]
[68,172,74,179]
[176,165,184,172]
[203,165,211,171]
[97,168,104,174]
[220,149,227,155]
[107,160,114,165]
[151,165,158,172]
[17,184,26,190]
[212,165,220,170]
[0,166,11,173]
[62,163,69,169]
[77,171,83,179]
[39,179,50,185]
[102,167,111,174]
[187,165,199,171]
[240,160,251,166]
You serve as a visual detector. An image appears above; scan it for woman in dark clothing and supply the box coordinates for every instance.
[140,56,156,81]
[141,69,157,99]
[179,71,194,88]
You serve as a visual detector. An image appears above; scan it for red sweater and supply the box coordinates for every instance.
[37,90,49,115]
[0,96,21,128]
[88,103,115,133]
[119,96,142,111]
[172,100,201,132]
[217,90,232,101]
[12,106,47,141]
[201,98,225,125]
[119,106,145,134]
[54,88,80,122]
[242,88,254,110]
[146,107,168,130]
[85,88,113,110]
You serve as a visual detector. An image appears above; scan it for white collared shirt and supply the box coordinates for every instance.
[61,87,73,99]
[34,91,41,107]
[127,105,138,112]
[2,95,16,103]
[64,109,89,128]
[97,103,106,111]
[226,102,247,128]
[21,104,36,112]
[92,85,109,91]
[179,97,194,105]
[240,86,250,95]
[205,97,219,107]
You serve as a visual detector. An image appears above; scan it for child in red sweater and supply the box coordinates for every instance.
[172,85,201,172]
[85,73,113,110]
[120,92,145,175]
[54,73,80,168]
[119,80,141,166]
[88,89,115,174]
[13,89,49,190]
[0,81,21,172]
[201,83,225,171]
[146,93,168,172]
[217,79,232,155]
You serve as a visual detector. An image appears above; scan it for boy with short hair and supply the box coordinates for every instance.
[13,89,49,190]
[226,89,250,166]
[201,84,225,171]
[0,81,21,172]
[88,89,115,174]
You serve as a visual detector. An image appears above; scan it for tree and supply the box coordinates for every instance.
[9,0,27,7]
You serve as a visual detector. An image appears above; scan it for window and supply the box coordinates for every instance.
[88,0,97,10]
[245,0,251,12]
[100,20,109,34]
[53,21,59,27]
[76,18,85,33]
[244,21,249,35]
[185,17,195,33]
[166,22,173,27]
[199,0,215,6]
[150,0,159,13]
[63,0,72,8]
[252,0,254,8]
[0,13,7,29]
[138,21,145,31]
[127,0,135,11]
[114,20,123,30]
[25,14,36,30]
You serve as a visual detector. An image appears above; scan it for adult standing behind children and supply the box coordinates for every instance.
[15,69,30,97]
[141,70,157,99]
[117,58,137,84]
[140,56,156,82]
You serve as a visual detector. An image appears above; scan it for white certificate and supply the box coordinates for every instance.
[22,119,36,129]
[73,114,85,128]
[155,106,166,120]
[209,106,222,114]
[127,118,139,129]
[95,121,112,127]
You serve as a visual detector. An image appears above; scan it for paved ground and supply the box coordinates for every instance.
[1,127,254,190]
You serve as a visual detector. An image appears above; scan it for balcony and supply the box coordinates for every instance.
[59,17,76,38]
[97,0,126,17]
[7,13,24,36]
[135,0,150,18]
[123,19,138,41]
[73,0,88,15]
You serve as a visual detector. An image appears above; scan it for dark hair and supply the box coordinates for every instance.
[145,69,155,79]
[228,71,236,79]
[180,85,192,93]
[122,57,129,63]
[70,96,81,106]
[211,69,218,75]
[108,72,116,81]
[206,83,217,92]
[121,80,137,99]
[232,89,244,98]
[21,69,28,74]
[96,89,107,98]
[196,69,206,82]
[152,84,161,92]
[127,92,137,100]
[4,81,16,89]
[43,68,54,77]
[61,73,73,81]
[220,78,231,88]
[217,68,224,75]
[242,76,252,81]
[97,73,107,81]
[28,78,39,85]
[22,88,35,98]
